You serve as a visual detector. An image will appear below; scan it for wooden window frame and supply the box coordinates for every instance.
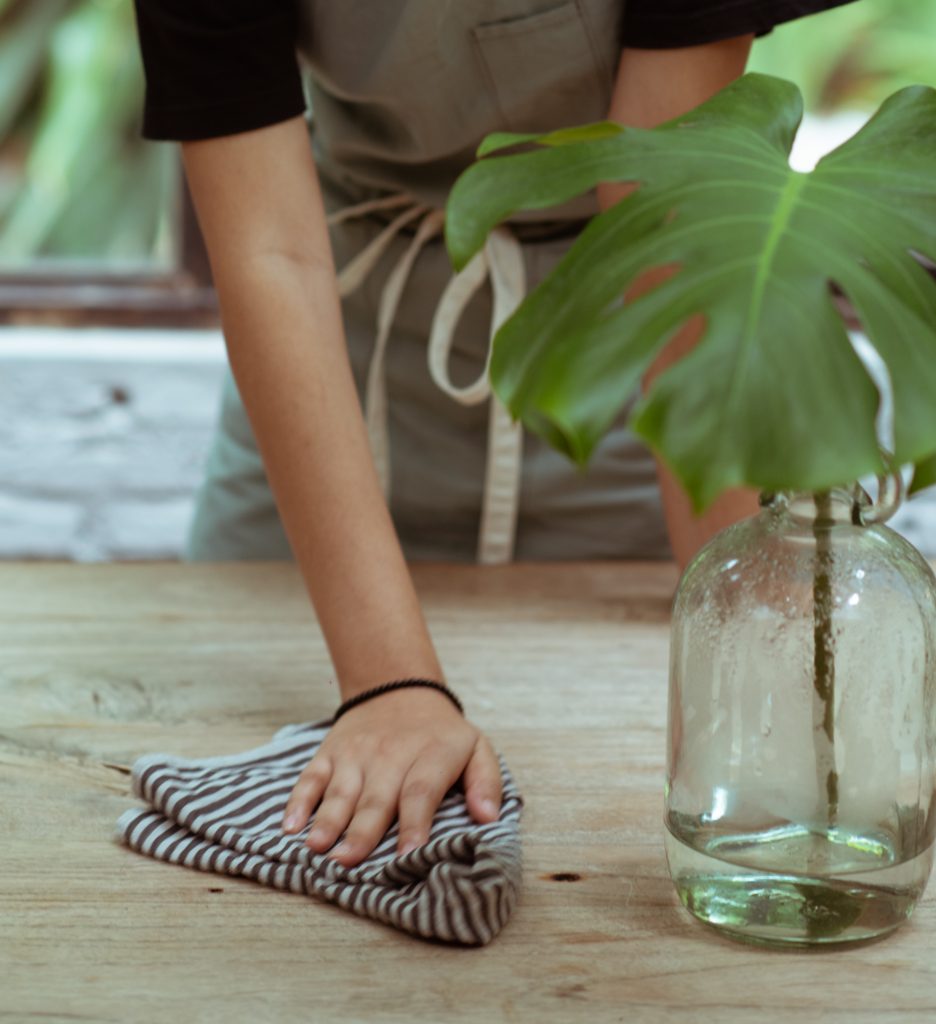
[0,170,219,329]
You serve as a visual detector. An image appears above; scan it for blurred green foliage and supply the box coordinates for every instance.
[0,0,176,268]
[748,0,936,112]
[0,0,931,269]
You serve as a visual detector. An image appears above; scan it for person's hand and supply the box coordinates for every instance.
[281,687,503,866]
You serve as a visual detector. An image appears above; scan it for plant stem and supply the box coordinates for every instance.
[812,489,839,832]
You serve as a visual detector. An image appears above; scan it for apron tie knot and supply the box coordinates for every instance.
[327,192,526,564]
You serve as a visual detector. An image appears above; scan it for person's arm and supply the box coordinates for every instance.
[181,118,503,864]
[596,37,762,570]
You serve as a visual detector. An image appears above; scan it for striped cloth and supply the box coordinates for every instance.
[113,717,525,946]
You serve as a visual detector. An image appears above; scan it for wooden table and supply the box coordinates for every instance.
[3,561,934,1023]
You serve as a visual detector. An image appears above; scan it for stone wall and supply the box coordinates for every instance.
[0,327,227,560]
[1,321,933,562]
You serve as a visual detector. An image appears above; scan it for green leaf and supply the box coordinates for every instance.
[910,453,936,496]
[446,73,802,271]
[0,0,149,262]
[747,0,936,113]
[444,72,936,512]
[475,131,542,157]
[476,121,625,157]
[0,0,70,140]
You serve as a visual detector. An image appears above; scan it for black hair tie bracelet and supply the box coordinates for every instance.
[332,677,464,723]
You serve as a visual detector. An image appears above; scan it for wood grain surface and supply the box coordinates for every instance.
[2,560,934,1024]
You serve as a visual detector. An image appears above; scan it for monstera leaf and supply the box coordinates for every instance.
[444,73,936,511]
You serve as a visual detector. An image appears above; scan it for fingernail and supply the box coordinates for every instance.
[329,842,349,857]
[283,812,302,831]
[480,798,499,818]
[399,842,419,857]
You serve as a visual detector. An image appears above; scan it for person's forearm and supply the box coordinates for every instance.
[182,124,445,701]
[597,40,761,569]
[218,258,445,700]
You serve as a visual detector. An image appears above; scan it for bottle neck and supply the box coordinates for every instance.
[761,470,903,528]
[762,489,860,527]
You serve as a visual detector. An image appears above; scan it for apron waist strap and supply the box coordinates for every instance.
[327,192,526,565]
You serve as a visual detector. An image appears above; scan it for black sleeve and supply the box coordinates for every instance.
[132,0,307,141]
[622,0,861,48]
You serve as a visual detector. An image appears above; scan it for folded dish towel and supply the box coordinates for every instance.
[113,718,525,946]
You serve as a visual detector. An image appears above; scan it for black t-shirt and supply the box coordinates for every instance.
[133,1,859,142]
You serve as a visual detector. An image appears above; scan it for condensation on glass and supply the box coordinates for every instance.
[665,474,936,947]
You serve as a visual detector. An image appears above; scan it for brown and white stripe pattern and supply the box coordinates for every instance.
[113,718,525,946]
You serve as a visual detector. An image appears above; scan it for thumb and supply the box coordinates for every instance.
[462,735,503,823]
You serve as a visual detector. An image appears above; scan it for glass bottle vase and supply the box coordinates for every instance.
[664,474,936,947]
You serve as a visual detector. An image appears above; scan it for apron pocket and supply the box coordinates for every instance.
[472,0,611,133]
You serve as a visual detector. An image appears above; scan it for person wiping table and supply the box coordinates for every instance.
[131,0,858,873]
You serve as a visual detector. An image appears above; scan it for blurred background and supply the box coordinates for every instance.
[0,0,934,560]
[0,0,174,269]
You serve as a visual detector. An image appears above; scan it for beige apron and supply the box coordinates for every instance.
[185,0,672,564]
